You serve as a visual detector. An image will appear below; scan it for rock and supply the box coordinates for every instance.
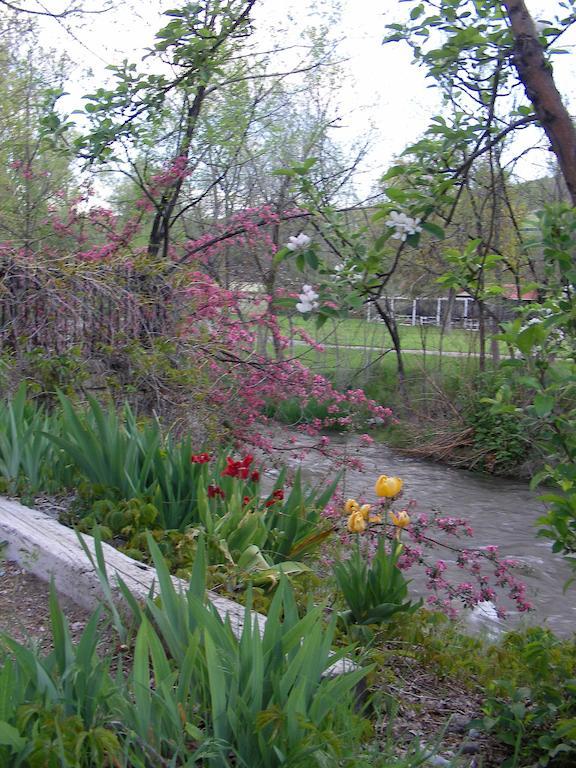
[447,714,471,733]
[460,742,481,755]
[425,756,452,767]
[70,621,85,631]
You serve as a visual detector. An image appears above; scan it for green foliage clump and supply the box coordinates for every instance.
[465,375,530,475]
[376,612,576,768]
[333,539,422,627]
[0,384,76,496]
[0,536,374,768]
[484,206,576,569]
[77,496,160,551]
[477,628,576,767]
[97,336,220,440]
[16,346,88,405]
[0,388,336,590]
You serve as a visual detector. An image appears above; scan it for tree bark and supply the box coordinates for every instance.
[373,297,405,383]
[503,0,576,205]
[147,85,207,259]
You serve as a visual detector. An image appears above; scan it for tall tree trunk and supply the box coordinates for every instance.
[478,298,486,372]
[373,297,405,383]
[503,0,576,206]
[147,85,207,259]
[265,199,286,362]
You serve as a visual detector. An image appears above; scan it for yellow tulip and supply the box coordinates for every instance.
[359,503,372,520]
[369,513,382,524]
[347,510,367,533]
[391,510,410,529]
[344,498,360,514]
[374,475,403,498]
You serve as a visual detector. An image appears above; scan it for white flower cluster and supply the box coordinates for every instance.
[385,211,422,241]
[334,262,362,286]
[296,284,319,314]
[285,232,311,251]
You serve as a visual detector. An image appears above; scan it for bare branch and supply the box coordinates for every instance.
[0,0,112,17]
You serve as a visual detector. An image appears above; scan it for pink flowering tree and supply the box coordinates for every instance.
[0,153,391,464]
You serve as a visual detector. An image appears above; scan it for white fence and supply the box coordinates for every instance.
[366,296,479,329]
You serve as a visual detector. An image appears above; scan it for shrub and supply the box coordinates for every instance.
[465,374,531,475]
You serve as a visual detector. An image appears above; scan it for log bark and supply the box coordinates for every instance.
[503,0,576,205]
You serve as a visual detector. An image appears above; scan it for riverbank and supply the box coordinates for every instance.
[0,390,574,767]
[278,317,538,478]
[371,417,539,480]
[0,493,498,765]
[0,560,506,766]
[277,430,573,636]
[1,491,573,768]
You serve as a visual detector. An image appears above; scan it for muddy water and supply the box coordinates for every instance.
[281,434,576,637]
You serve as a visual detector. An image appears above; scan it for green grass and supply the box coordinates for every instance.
[277,339,484,418]
[288,342,481,384]
[280,316,504,354]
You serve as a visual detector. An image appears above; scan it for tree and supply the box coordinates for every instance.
[503,0,576,205]
[337,0,576,568]
[356,0,576,375]
[73,0,347,262]
[0,16,75,254]
[379,0,576,221]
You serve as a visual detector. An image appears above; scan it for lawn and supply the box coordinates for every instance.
[284,332,482,384]
[280,316,503,354]
[280,341,483,416]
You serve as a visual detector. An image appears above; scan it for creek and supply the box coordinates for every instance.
[280,433,575,638]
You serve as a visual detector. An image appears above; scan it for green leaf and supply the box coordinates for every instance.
[273,246,291,265]
[204,630,229,744]
[421,221,445,239]
[517,323,546,354]
[410,4,424,20]
[189,532,206,599]
[385,187,410,203]
[533,394,555,418]
[305,250,319,270]
[298,156,318,174]
[381,165,406,181]
[0,722,25,750]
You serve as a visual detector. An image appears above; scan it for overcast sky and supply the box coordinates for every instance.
[34,0,576,192]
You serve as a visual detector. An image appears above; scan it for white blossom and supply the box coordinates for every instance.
[286,232,311,251]
[296,284,319,313]
[385,211,422,242]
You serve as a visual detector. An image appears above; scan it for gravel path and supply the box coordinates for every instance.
[0,559,106,650]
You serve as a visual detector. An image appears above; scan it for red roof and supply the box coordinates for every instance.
[502,285,538,300]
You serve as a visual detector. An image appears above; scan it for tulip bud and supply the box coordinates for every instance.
[359,503,372,520]
[347,511,367,533]
[344,498,360,514]
[391,510,410,529]
[374,475,403,498]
